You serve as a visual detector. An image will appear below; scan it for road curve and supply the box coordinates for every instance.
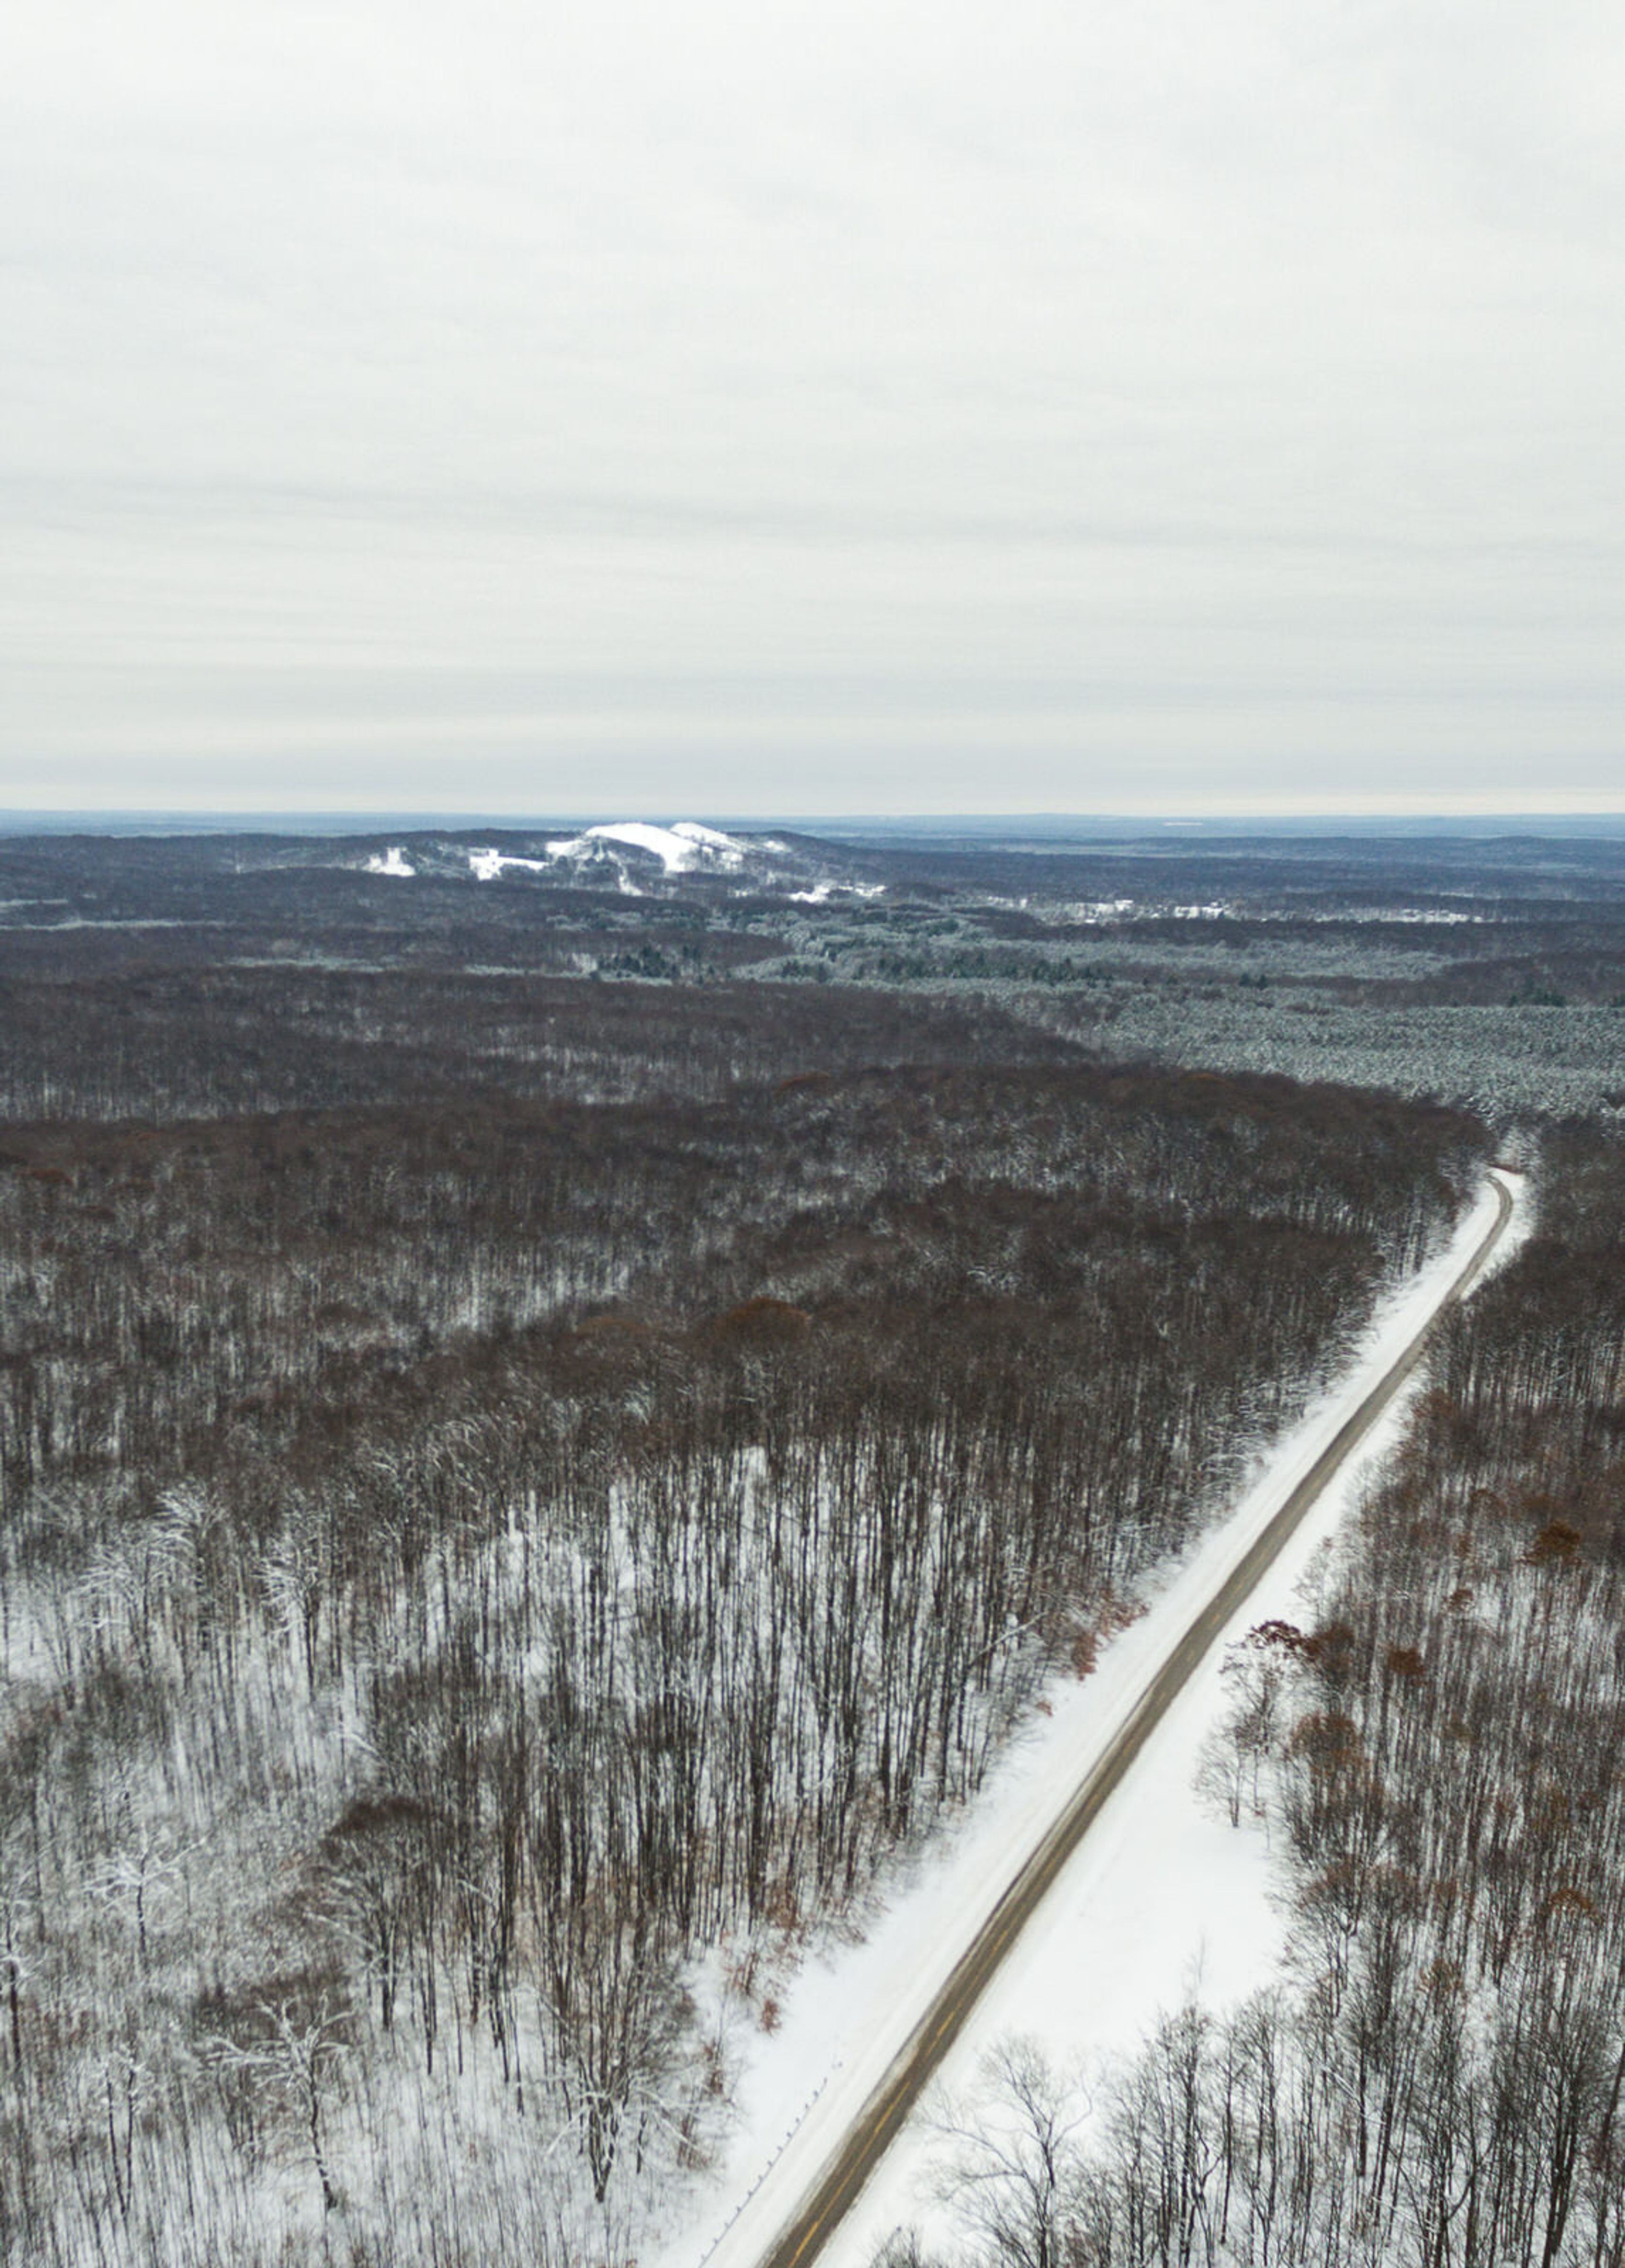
[751,1171,1515,2268]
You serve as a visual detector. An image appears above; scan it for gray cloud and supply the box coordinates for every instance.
[4,0,1623,813]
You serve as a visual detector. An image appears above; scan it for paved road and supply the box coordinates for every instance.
[753,1173,1515,2268]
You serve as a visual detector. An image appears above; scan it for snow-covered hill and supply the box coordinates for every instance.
[482,820,752,885]
[343,819,898,918]
[549,821,747,875]
[454,820,868,897]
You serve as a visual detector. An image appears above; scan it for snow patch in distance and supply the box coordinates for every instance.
[468,848,552,882]
[546,822,748,875]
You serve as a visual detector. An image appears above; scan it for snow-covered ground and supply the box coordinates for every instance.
[463,822,755,891]
[468,847,552,881]
[544,821,748,874]
[657,1171,1531,2268]
[788,880,886,904]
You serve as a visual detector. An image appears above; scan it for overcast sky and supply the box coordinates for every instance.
[4,0,1622,816]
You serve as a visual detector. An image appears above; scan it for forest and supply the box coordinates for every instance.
[2,821,1623,1123]
[0,817,1618,2264]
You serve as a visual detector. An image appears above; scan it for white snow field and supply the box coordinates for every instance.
[465,822,753,890]
[658,1169,1530,2268]
[544,822,748,874]
[467,846,553,880]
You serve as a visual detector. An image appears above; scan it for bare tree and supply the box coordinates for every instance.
[931,2040,1090,2268]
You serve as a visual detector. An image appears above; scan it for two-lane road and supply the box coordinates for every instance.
[743,1171,1515,2268]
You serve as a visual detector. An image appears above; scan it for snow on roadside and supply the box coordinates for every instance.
[655,1171,1531,2268]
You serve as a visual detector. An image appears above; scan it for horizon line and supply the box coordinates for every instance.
[6,803,1625,827]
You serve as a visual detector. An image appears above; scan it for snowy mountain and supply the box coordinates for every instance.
[452,820,869,897]
[522,821,749,881]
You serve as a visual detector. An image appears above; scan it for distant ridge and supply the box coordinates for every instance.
[5,810,1625,842]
